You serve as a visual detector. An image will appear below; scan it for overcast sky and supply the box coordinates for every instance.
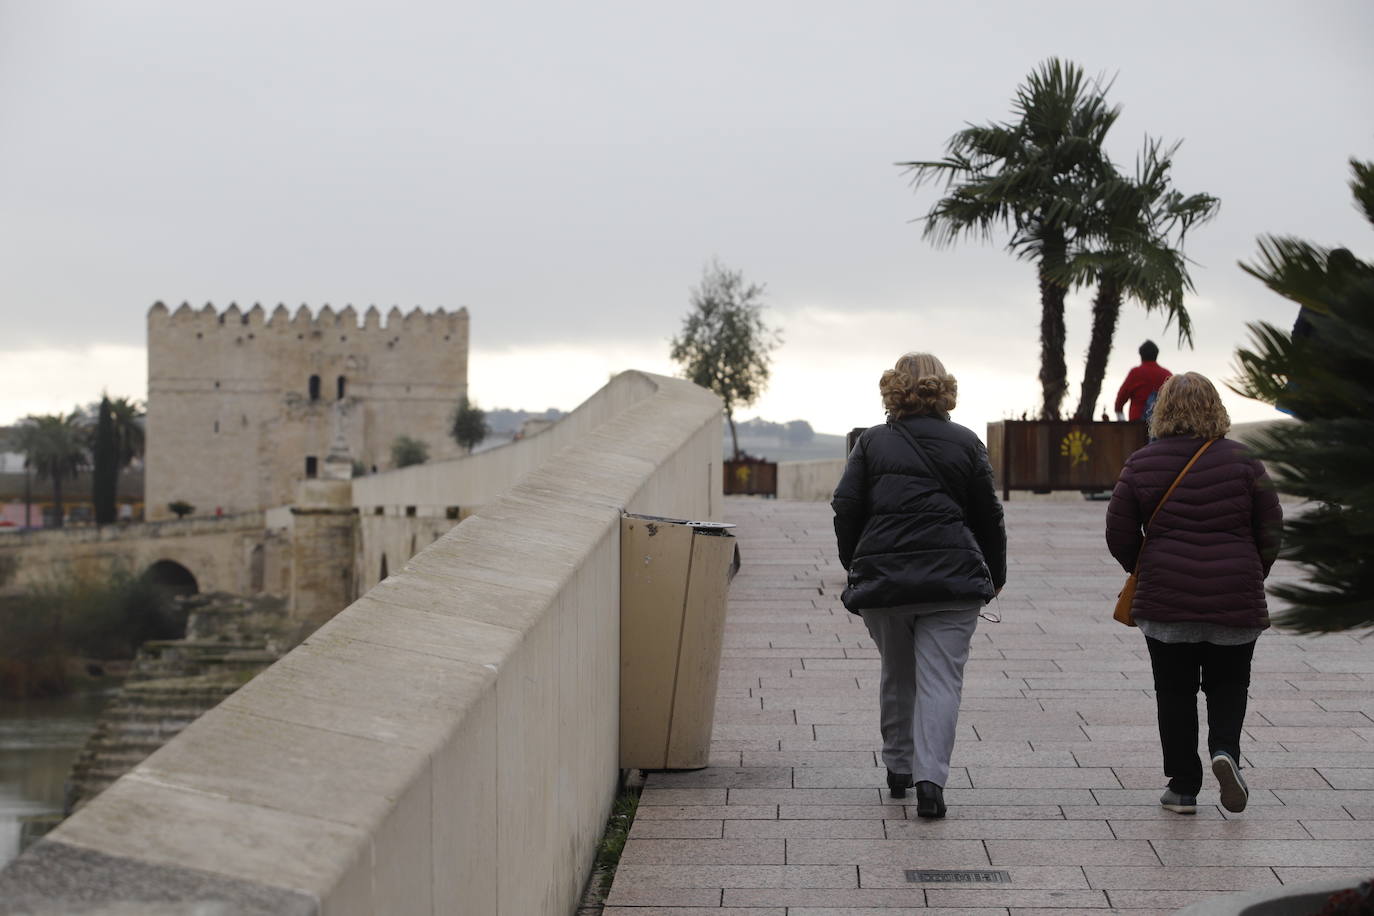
[2,1,1371,438]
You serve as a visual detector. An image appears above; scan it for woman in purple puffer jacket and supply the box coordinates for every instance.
[1106,372,1283,816]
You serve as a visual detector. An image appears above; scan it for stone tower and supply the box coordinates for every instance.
[145,302,468,520]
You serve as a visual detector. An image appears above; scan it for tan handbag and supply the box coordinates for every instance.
[1114,439,1217,626]
[1112,575,1139,625]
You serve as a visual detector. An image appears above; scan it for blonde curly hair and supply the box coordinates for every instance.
[880,352,957,418]
[1150,371,1231,439]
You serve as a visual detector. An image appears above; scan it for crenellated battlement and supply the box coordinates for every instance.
[148,301,469,333]
[145,298,469,521]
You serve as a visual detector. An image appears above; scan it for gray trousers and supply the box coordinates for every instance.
[860,605,979,786]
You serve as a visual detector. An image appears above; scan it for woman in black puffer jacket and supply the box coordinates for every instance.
[1106,372,1282,817]
[832,352,1006,818]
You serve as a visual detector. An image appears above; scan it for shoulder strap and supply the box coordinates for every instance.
[888,420,964,518]
[1134,438,1217,572]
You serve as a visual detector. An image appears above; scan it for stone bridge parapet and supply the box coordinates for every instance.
[0,511,274,596]
[0,370,724,916]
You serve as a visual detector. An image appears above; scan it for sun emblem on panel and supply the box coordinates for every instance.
[1060,429,1092,467]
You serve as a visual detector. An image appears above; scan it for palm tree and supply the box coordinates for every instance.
[901,58,1119,419]
[13,412,89,528]
[1062,139,1220,419]
[80,395,145,508]
[1229,158,1374,633]
[92,397,119,525]
[106,396,145,505]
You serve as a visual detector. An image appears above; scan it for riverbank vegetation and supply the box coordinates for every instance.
[0,566,187,699]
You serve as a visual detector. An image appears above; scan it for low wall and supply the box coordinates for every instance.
[348,373,670,595]
[350,371,659,514]
[357,514,460,595]
[0,370,724,916]
[0,513,270,594]
[777,458,845,502]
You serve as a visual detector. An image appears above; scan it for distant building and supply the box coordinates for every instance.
[0,464,145,529]
[0,444,25,474]
[519,417,556,438]
[144,302,469,520]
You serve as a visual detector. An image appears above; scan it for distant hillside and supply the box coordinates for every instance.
[726,417,849,462]
[484,407,565,435]
[476,410,850,462]
[462,407,567,454]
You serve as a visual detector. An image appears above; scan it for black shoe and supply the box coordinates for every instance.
[1211,751,1249,813]
[1160,788,1198,814]
[886,769,913,799]
[915,781,946,818]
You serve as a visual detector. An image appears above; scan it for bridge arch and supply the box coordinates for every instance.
[143,559,199,598]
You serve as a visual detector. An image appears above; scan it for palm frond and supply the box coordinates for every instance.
[1350,158,1374,225]
[1239,236,1338,312]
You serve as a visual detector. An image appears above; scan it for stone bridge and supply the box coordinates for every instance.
[0,511,276,597]
[0,369,726,914]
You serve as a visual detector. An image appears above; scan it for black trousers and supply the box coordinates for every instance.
[1144,636,1257,796]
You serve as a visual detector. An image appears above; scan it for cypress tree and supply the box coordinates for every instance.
[92,396,118,526]
[1230,159,1374,634]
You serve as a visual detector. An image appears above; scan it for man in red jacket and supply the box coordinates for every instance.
[1115,340,1172,421]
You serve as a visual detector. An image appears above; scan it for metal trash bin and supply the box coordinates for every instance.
[620,512,739,769]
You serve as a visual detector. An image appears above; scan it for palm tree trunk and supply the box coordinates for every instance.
[1074,278,1122,420]
[52,476,64,529]
[727,409,741,461]
[1037,236,1070,420]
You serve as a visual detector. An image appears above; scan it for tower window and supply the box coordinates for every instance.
[308,375,321,401]
[337,375,346,399]
[305,456,318,478]
[213,420,219,434]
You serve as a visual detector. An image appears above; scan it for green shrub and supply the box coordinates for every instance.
[390,436,429,468]
[0,565,187,697]
[0,593,68,698]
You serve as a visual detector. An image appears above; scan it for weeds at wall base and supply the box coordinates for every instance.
[576,769,644,915]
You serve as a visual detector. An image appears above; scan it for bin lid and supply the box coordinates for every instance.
[623,512,735,533]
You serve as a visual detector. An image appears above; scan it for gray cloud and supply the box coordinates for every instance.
[1,1,1370,418]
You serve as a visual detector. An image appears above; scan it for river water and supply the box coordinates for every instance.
[0,691,109,869]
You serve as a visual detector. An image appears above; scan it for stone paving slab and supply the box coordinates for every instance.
[606,498,1374,913]
[719,889,923,907]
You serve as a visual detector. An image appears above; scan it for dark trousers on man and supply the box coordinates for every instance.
[1144,637,1257,796]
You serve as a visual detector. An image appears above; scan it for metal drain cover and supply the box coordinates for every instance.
[906,869,1012,884]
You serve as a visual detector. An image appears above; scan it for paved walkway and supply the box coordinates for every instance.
[606,496,1374,915]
